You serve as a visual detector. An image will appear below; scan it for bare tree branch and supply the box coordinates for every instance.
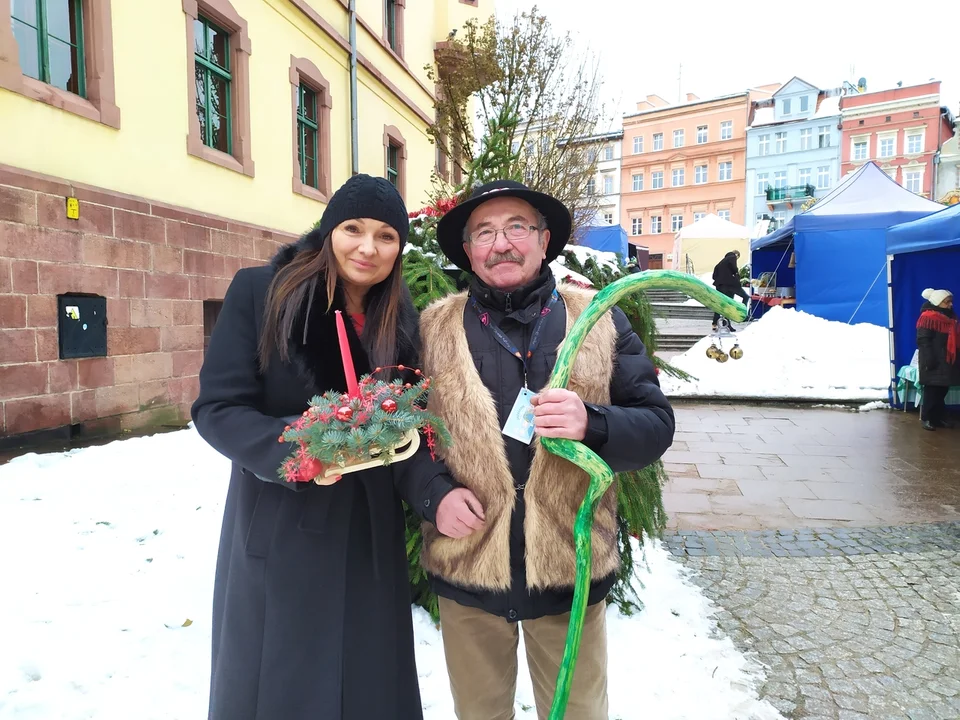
[426,6,610,235]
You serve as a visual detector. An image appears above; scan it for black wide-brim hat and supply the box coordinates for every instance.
[436,180,572,272]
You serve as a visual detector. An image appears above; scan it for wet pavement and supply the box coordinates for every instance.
[661,403,960,531]
[659,404,960,719]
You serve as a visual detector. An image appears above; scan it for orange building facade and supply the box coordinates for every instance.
[620,90,775,267]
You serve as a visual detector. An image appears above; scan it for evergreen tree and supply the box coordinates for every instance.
[402,110,677,620]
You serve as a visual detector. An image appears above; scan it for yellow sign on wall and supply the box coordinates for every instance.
[66,197,80,220]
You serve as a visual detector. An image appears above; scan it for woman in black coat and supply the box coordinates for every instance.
[192,175,455,719]
[712,250,750,330]
[916,287,960,431]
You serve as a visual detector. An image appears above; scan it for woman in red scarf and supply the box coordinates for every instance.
[916,288,960,431]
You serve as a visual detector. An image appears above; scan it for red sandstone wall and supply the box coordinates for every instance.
[0,165,296,440]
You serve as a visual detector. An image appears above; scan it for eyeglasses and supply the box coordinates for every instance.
[468,223,541,247]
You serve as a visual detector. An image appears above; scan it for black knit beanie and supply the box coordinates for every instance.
[313,173,409,249]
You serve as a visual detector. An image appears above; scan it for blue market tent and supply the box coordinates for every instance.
[575,224,628,260]
[886,202,960,407]
[751,162,942,326]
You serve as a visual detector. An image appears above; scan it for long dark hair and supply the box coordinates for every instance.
[257,234,409,372]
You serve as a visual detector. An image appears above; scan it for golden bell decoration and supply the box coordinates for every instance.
[730,345,743,360]
[715,350,729,363]
[706,345,719,359]
[788,252,796,269]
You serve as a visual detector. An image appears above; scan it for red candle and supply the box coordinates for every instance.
[334,310,360,398]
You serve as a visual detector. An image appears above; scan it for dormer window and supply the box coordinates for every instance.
[782,98,791,115]
[800,95,809,113]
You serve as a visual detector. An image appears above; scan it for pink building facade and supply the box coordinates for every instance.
[840,82,955,198]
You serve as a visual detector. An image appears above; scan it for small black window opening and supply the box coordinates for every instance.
[203,300,224,354]
[885,116,892,122]
[58,294,107,359]
[858,119,864,126]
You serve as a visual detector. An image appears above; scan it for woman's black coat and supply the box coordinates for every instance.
[192,241,453,720]
[917,303,960,388]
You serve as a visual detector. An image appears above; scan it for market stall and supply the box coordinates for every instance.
[671,213,750,276]
[751,162,942,326]
[886,202,960,409]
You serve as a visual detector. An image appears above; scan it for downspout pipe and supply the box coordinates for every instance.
[932,107,948,202]
[349,0,359,176]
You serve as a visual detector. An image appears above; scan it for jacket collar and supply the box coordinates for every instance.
[468,264,556,320]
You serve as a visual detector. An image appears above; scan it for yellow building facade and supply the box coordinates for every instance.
[0,0,488,231]
[0,0,489,441]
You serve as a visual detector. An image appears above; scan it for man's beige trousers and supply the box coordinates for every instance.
[438,596,609,720]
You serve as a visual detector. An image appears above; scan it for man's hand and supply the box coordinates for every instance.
[530,388,588,441]
[435,488,486,539]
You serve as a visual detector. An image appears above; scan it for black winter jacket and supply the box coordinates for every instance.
[416,266,675,621]
[917,303,960,388]
[713,252,741,290]
[191,242,448,720]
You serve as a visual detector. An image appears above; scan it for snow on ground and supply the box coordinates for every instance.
[0,430,782,720]
[858,400,890,413]
[660,306,890,401]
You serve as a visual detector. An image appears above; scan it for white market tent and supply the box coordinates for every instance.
[671,213,751,274]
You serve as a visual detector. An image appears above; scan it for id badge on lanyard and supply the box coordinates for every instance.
[469,290,559,444]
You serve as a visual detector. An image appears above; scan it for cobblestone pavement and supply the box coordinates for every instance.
[672,538,960,719]
[657,404,960,718]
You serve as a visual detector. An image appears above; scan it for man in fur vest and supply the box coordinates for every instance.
[415,180,675,719]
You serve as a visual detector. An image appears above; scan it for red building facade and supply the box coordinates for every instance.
[840,82,954,198]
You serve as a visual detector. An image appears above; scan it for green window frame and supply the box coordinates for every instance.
[385,0,397,51]
[386,143,400,187]
[194,15,232,154]
[10,0,86,97]
[297,84,319,189]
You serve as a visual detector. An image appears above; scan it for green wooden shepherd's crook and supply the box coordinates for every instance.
[541,270,748,720]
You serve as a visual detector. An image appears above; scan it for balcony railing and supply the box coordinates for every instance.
[766,184,816,202]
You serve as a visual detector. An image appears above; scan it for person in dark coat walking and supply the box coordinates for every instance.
[406,180,675,719]
[192,174,455,720]
[916,287,960,431]
[712,250,751,330]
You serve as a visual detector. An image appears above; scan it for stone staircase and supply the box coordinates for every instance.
[644,289,688,303]
[657,334,706,352]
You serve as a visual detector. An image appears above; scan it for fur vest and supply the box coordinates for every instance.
[419,284,620,592]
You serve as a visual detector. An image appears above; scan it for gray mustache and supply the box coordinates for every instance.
[485,252,524,267]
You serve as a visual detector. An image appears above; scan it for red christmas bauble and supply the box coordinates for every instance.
[335,406,354,422]
[298,457,323,481]
[380,398,398,413]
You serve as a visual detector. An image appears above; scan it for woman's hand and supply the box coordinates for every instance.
[298,458,341,484]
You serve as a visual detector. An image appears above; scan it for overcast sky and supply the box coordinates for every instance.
[493,0,959,130]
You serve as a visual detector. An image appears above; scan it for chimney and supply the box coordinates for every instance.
[646,94,670,108]
[686,93,700,102]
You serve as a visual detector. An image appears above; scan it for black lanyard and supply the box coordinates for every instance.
[469,289,559,387]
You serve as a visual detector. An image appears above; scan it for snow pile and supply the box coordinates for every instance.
[550,260,593,287]
[561,245,621,272]
[660,306,889,401]
[0,430,783,720]
[858,400,890,413]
